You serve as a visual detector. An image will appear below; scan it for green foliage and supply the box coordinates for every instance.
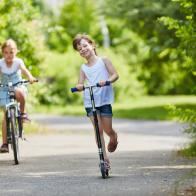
[104,0,195,95]
[46,25,72,53]
[59,0,98,37]
[44,0,102,52]
[179,140,196,157]
[30,0,196,106]
[160,0,196,156]
[159,0,196,71]
[98,48,146,99]
[41,0,195,96]
[38,49,82,105]
[168,105,196,135]
[0,0,42,75]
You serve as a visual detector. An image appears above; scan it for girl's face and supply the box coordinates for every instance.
[77,39,95,59]
[2,46,17,65]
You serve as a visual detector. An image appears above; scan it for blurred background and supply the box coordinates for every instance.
[0,0,195,124]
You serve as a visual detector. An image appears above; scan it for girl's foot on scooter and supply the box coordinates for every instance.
[104,159,111,170]
[108,132,118,153]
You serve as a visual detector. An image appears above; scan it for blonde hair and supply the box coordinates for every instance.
[73,34,97,55]
[1,39,18,53]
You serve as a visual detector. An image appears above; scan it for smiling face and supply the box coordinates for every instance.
[2,45,17,65]
[76,39,95,59]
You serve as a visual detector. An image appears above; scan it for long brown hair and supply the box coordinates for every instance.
[72,34,97,55]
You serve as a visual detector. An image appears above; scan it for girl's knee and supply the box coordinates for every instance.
[15,89,25,99]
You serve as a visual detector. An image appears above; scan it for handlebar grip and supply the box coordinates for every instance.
[96,81,111,87]
[71,87,79,93]
[27,79,39,83]
[105,81,111,86]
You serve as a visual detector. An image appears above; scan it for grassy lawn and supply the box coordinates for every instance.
[33,95,196,121]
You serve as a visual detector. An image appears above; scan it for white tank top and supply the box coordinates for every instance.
[81,58,114,107]
[0,57,24,75]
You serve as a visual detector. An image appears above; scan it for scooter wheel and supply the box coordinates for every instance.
[100,162,106,179]
[105,169,109,177]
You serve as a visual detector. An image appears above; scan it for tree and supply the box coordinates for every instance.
[0,0,42,75]
[104,0,195,94]
[45,0,105,52]
[160,0,196,155]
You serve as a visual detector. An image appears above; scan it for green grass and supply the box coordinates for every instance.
[33,95,196,121]
[178,140,196,157]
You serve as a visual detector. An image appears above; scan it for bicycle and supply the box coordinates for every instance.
[0,79,37,164]
[71,81,110,179]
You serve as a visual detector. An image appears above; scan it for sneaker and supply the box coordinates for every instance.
[104,160,111,170]
[0,143,9,153]
[21,113,31,123]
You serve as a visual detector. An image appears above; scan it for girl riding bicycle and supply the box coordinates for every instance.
[72,34,119,168]
[0,39,37,153]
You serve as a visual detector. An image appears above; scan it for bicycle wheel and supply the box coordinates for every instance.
[10,108,19,165]
[17,111,23,138]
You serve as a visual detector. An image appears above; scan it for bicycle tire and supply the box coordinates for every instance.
[10,108,19,165]
[17,111,23,138]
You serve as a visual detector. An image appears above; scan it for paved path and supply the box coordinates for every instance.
[0,114,195,196]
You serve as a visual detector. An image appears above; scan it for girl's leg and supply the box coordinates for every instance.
[89,115,109,162]
[0,112,9,153]
[15,88,25,113]
[100,116,118,153]
[2,112,7,144]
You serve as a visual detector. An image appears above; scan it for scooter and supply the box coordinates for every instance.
[71,81,110,179]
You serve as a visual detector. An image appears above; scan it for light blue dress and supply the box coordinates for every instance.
[0,58,26,107]
[0,72,22,106]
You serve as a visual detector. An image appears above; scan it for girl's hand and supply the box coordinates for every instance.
[29,76,37,84]
[98,80,107,87]
[76,84,84,91]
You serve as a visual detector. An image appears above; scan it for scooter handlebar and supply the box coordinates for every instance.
[71,81,111,93]
[96,80,111,87]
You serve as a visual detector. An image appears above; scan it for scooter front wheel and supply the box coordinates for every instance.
[105,168,109,177]
[100,162,106,179]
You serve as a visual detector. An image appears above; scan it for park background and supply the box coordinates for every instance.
[0,0,195,155]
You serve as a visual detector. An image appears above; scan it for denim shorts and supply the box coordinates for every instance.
[85,104,113,117]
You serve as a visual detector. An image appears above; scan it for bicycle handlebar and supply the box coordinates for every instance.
[71,81,111,93]
[0,79,39,88]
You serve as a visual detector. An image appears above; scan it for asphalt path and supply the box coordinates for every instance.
[0,114,195,196]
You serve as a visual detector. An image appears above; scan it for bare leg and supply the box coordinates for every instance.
[2,112,7,144]
[100,116,118,153]
[15,88,25,113]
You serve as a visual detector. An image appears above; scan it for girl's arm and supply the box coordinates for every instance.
[103,57,119,83]
[76,68,86,91]
[19,64,36,83]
